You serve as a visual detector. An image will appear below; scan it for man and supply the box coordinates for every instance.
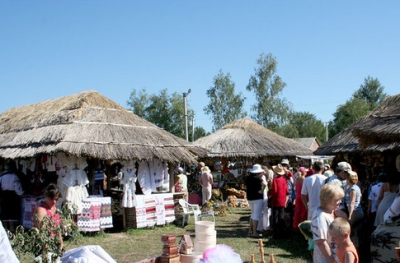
[281,159,294,178]
[326,162,353,207]
[301,161,326,220]
[0,221,19,262]
[325,161,352,186]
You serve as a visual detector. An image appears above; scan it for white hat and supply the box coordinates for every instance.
[178,167,184,172]
[337,162,352,172]
[348,170,357,176]
[250,164,264,174]
[281,159,290,165]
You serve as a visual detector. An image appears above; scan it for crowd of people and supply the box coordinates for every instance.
[245,159,400,263]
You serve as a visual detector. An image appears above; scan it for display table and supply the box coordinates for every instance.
[77,196,113,232]
[133,193,175,229]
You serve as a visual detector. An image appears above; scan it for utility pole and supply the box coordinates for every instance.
[325,122,329,142]
[182,89,191,141]
[192,117,195,142]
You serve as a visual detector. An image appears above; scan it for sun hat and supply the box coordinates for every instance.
[281,159,290,165]
[273,164,285,175]
[337,162,352,172]
[250,164,264,174]
[298,167,306,173]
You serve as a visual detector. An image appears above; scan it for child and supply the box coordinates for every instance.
[328,217,359,263]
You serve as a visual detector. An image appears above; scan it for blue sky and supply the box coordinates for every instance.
[1,1,399,133]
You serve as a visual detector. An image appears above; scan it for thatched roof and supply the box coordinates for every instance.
[352,94,400,149]
[193,117,313,158]
[313,125,361,155]
[0,90,207,163]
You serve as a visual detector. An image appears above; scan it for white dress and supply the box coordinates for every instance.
[119,166,138,208]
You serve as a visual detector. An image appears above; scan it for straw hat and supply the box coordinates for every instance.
[273,164,285,175]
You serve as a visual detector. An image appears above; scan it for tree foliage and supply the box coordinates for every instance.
[328,76,387,138]
[280,111,326,143]
[193,126,207,141]
[352,76,387,109]
[246,53,292,132]
[127,88,194,139]
[329,97,371,138]
[203,70,247,132]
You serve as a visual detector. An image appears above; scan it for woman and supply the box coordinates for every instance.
[35,183,63,248]
[269,164,289,239]
[257,165,272,232]
[311,183,345,263]
[343,171,364,248]
[293,167,307,230]
[374,173,399,226]
[199,166,213,205]
[245,164,267,237]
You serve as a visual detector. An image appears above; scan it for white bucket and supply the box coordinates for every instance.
[195,221,215,234]
[195,231,217,243]
[194,241,216,253]
[180,252,203,263]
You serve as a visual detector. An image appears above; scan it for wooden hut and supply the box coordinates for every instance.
[0,90,208,230]
[194,118,313,158]
[314,93,400,180]
[0,90,206,163]
[192,118,313,190]
[351,94,400,151]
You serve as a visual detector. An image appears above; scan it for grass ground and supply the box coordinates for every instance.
[20,207,314,263]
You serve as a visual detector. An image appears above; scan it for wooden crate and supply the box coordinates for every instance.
[123,207,136,229]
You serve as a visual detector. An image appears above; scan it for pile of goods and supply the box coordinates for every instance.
[227,195,248,208]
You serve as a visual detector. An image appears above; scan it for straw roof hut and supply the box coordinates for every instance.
[351,94,400,151]
[193,117,313,158]
[313,124,361,155]
[0,90,207,164]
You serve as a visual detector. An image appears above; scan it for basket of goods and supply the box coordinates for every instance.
[226,187,246,199]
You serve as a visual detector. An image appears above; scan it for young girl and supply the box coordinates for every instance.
[329,217,359,263]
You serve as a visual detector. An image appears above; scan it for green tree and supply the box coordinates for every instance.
[127,88,194,139]
[329,98,371,138]
[204,70,247,132]
[352,76,387,109]
[328,76,387,138]
[246,53,292,132]
[281,111,326,143]
[193,126,207,141]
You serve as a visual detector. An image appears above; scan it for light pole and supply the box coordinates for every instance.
[325,122,329,142]
[183,88,191,141]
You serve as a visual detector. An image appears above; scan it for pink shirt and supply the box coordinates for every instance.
[200,172,213,190]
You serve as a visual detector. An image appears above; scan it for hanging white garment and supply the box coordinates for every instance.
[119,166,137,208]
[162,162,170,188]
[150,159,165,191]
[137,161,152,195]
[64,169,89,214]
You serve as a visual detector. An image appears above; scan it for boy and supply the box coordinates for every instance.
[328,217,359,263]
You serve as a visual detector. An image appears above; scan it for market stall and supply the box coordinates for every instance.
[0,90,207,231]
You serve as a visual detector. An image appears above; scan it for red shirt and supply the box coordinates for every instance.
[269,175,288,207]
